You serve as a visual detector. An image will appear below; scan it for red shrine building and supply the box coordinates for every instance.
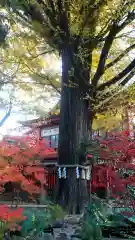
[2,105,135,200]
[17,106,135,177]
[19,112,60,164]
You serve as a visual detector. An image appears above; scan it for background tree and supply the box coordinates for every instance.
[0,11,134,129]
[0,135,56,204]
[0,21,60,121]
[0,13,14,127]
[94,130,135,203]
[0,23,60,131]
[1,0,135,213]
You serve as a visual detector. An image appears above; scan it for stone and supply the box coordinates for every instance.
[64,215,82,225]
[70,234,82,240]
[41,233,54,240]
[52,214,84,240]
[71,238,81,240]
[55,232,69,240]
[53,220,64,228]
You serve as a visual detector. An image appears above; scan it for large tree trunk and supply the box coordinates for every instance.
[57,45,92,213]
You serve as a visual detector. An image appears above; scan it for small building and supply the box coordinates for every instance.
[3,104,134,202]
[19,112,60,162]
[2,118,59,202]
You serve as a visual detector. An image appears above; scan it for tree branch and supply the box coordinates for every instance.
[75,0,104,50]
[120,68,135,86]
[30,49,54,59]
[92,11,135,86]
[32,72,61,94]
[0,100,12,127]
[49,0,56,15]
[57,0,70,43]
[105,43,135,70]
[37,0,57,29]
[92,23,120,86]
[98,58,135,91]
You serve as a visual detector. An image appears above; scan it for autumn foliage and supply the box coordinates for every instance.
[0,135,57,234]
[0,135,56,196]
[0,205,26,232]
[91,130,135,200]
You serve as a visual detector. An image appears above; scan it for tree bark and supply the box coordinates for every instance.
[57,45,92,213]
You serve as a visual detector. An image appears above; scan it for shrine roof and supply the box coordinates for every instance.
[19,102,60,127]
[19,113,60,127]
